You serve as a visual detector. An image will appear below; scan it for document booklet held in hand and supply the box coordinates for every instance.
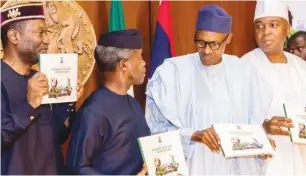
[283,104,306,145]
[213,124,275,158]
[138,130,188,176]
[39,53,78,104]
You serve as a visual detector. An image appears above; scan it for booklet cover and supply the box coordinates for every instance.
[39,53,78,104]
[213,124,275,158]
[138,130,188,176]
[283,104,306,145]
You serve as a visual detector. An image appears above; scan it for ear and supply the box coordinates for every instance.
[225,33,233,44]
[7,29,20,45]
[285,23,291,36]
[118,59,128,71]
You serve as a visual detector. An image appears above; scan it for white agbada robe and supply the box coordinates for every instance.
[146,52,268,175]
[242,48,306,176]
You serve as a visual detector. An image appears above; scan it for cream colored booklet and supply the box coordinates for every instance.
[138,130,188,176]
[39,53,78,104]
[213,124,275,158]
[283,104,306,145]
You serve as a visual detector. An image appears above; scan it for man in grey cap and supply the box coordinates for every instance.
[241,1,306,175]
[146,4,268,175]
[66,29,150,175]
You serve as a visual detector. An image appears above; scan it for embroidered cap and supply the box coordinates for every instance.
[0,2,45,27]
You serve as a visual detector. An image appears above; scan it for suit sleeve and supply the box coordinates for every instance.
[1,84,36,151]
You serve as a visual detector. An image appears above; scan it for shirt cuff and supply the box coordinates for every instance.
[15,101,37,126]
[179,128,198,160]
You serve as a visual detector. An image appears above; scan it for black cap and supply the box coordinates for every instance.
[98,29,143,49]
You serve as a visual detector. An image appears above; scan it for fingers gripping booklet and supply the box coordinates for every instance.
[39,54,78,104]
[283,104,306,145]
[213,124,275,158]
[138,130,189,176]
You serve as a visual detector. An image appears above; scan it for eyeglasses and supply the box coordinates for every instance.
[194,34,229,50]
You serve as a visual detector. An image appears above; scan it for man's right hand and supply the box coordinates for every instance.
[262,116,294,136]
[27,72,49,108]
[191,127,221,153]
[137,164,147,176]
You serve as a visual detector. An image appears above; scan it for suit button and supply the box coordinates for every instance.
[30,116,35,121]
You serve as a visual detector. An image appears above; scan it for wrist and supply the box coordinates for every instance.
[191,131,202,142]
[262,119,270,134]
[27,99,38,109]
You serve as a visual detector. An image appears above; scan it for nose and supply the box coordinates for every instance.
[293,50,301,56]
[200,44,212,55]
[263,26,271,36]
[43,33,50,45]
[142,58,146,66]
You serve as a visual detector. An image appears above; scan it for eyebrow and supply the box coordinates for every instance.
[255,20,280,24]
[195,39,219,43]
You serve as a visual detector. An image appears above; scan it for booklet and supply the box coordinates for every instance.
[39,53,78,104]
[213,124,275,158]
[138,130,188,176]
[283,104,306,145]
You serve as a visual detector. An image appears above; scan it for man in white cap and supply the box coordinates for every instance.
[241,1,306,175]
[146,4,269,175]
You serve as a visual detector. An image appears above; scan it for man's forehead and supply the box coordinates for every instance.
[254,17,283,24]
[26,19,47,29]
[196,30,227,39]
[289,37,306,47]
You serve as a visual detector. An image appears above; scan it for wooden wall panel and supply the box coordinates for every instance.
[74,1,104,110]
[121,1,151,108]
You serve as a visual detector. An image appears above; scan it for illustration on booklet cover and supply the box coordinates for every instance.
[39,53,78,104]
[231,137,263,151]
[298,123,306,139]
[284,104,306,144]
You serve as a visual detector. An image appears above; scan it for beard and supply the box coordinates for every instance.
[19,49,39,66]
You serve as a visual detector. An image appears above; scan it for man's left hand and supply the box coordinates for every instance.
[259,138,275,160]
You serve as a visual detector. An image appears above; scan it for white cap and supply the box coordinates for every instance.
[254,0,289,22]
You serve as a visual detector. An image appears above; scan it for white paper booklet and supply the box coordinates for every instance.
[283,104,306,145]
[138,130,188,176]
[213,124,275,158]
[39,53,78,104]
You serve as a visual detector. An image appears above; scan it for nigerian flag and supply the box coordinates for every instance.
[109,0,126,32]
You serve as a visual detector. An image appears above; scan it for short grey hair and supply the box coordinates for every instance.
[94,45,133,71]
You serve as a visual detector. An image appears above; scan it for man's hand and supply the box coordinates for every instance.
[260,138,276,160]
[268,138,276,150]
[191,127,221,153]
[76,80,84,100]
[27,72,49,108]
[137,164,147,176]
[263,116,294,136]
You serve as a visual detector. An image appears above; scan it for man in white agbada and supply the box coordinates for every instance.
[146,4,268,175]
[241,1,306,175]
